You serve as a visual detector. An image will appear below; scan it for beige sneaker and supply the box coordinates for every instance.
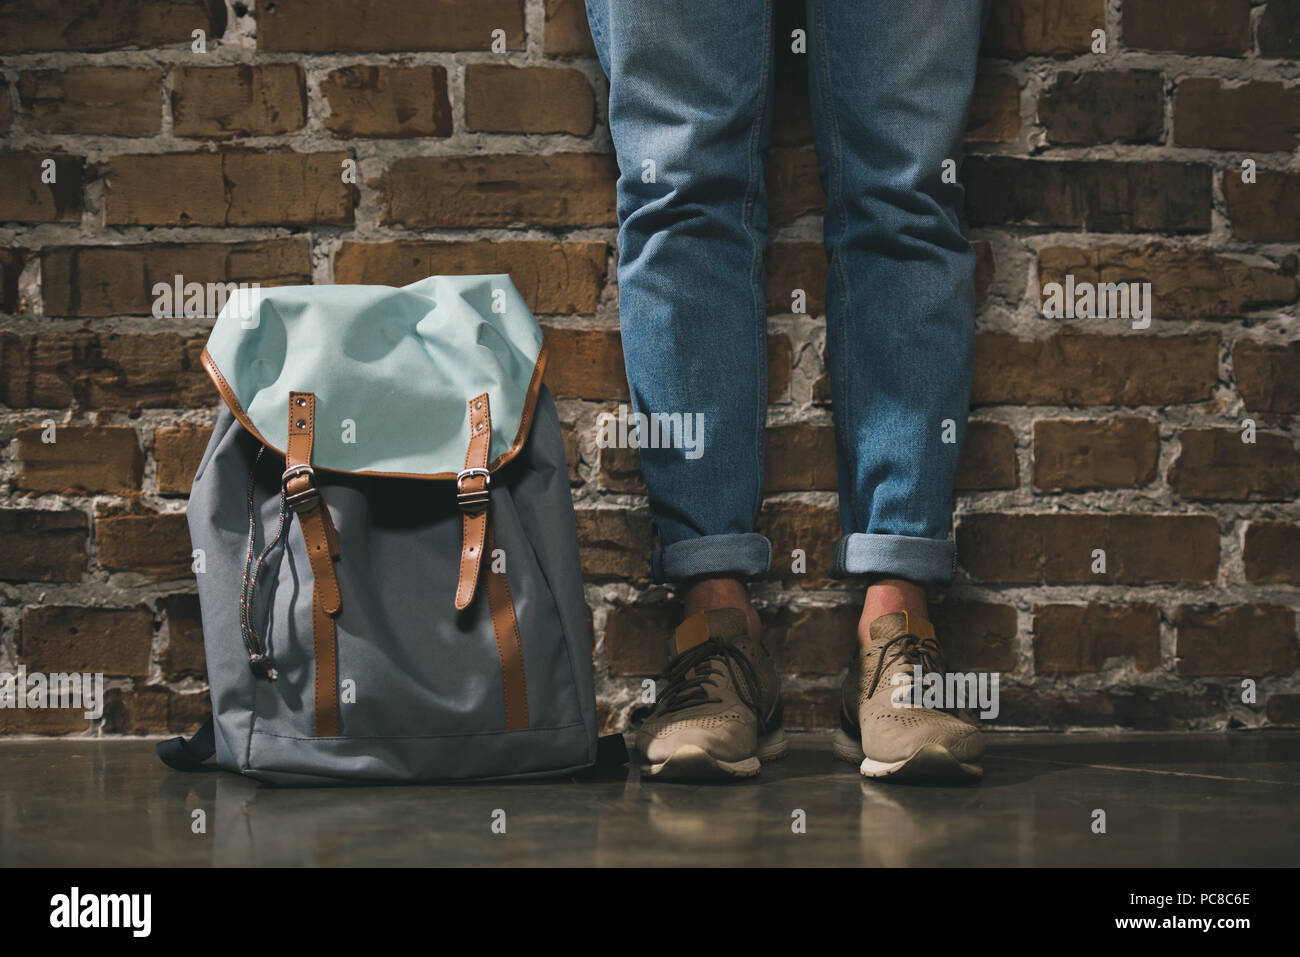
[832,611,983,783]
[635,608,786,780]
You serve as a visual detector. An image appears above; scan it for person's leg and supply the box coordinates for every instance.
[806,0,988,781]
[804,0,987,630]
[586,0,774,611]
[586,0,784,779]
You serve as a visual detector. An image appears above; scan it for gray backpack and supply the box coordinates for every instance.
[157,276,613,785]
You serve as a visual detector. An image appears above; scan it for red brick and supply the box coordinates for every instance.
[767,243,825,316]
[965,158,1211,233]
[0,153,82,222]
[0,76,12,132]
[768,148,824,225]
[543,326,627,399]
[1260,0,1300,57]
[764,424,836,492]
[973,332,1219,406]
[1266,694,1300,725]
[0,247,22,313]
[103,686,205,734]
[597,442,644,493]
[1233,340,1300,414]
[336,241,606,315]
[781,688,839,730]
[154,424,213,496]
[0,705,92,735]
[101,151,354,227]
[18,605,153,677]
[1175,605,1297,677]
[172,65,306,137]
[0,332,210,410]
[1170,428,1300,501]
[1124,0,1251,56]
[1033,603,1161,674]
[1033,418,1159,490]
[464,65,594,135]
[932,600,1018,673]
[1243,522,1300,585]
[574,508,652,582]
[602,603,675,675]
[0,508,88,582]
[14,424,143,494]
[376,154,616,228]
[967,74,1021,143]
[41,239,312,318]
[982,0,1105,58]
[0,0,224,53]
[1037,244,1296,321]
[767,333,793,402]
[95,505,193,581]
[996,686,1222,730]
[158,593,207,681]
[758,501,841,589]
[957,513,1219,584]
[321,65,451,138]
[1039,71,1164,145]
[19,67,162,135]
[1224,170,1300,242]
[765,605,858,676]
[259,0,524,52]
[954,421,1018,491]
[544,0,597,56]
[1175,79,1300,152]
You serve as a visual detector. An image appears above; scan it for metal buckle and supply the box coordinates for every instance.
[456,467,491,512]
[281,463,320,513]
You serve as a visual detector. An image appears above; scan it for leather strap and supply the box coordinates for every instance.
[285,391,342,738]
[454,393,492,611]
[486,525,529,730]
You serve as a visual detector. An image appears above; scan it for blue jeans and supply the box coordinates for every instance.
[585,0,987,586]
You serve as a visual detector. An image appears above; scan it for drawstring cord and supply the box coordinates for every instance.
[239,446,288,679]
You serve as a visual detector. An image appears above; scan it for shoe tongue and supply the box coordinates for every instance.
[868,611,935,644]
[674,608,749,655]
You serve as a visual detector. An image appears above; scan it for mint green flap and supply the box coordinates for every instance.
[203,274,544,479]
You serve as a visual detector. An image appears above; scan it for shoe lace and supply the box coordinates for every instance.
[865,632,943,699]
[651,639,761,717]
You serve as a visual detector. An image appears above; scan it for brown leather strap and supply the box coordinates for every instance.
[285,391,342,737]
[486,525,529,730]
[454,393,492,611]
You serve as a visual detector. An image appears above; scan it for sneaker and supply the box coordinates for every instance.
[832,611,983,783]
[634,608,786,780]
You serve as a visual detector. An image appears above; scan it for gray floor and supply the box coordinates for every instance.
[2,733,1297,867]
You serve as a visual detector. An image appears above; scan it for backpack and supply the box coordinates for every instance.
[156,275,614,785]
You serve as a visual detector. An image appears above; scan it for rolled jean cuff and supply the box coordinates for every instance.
[652,533,772,584]
[831,533,956,585]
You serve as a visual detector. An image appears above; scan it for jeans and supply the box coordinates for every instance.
[585,0,987,585]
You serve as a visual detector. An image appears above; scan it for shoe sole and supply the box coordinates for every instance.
[641,728,789,781]
[831,728,983,783]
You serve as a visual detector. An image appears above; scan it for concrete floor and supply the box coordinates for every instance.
[1,732,1297,867]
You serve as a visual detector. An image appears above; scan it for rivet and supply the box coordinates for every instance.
[475,401,482,410]
[476,422,483,431]
[296,419,306,429]
[296,397,307,407]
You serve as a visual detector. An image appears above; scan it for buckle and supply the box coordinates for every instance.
[456,467,491,512]
[281,463,320,513]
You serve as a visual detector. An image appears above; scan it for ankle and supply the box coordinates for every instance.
[681,576,760,641]
[859,578,929,644]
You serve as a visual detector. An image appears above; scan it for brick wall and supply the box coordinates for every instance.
[1,0,1298,736]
